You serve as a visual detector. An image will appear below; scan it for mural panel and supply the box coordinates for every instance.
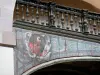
[14,28,100,75]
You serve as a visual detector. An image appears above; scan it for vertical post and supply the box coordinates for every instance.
[48,2,56,27]
[81,9,89,34]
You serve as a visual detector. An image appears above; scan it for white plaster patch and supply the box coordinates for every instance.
[0,0,16,32]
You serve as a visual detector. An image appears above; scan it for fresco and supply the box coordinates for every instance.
[14,28,100,75]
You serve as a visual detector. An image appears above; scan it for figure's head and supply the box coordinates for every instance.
[28,34,47,56]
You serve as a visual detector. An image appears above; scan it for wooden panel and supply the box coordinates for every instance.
[42,0,100,13]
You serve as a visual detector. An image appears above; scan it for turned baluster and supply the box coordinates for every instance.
[21,5,25,21]
[70,15,74,31]
[88,18,93,34]
[83,18,88,34]
[79,18,82,32]
[74,15,78,31]
[41,8,44,25]
[81,10,89,34]
[93,20,97,35]
[49,10,55,27]
[15,3,19,20]
[36,6,39,24]
[97,19,100,35]
[61,13,65,29]
[56,12,60,28]
[53,13,56,27]
[31,6,35,23]
[45,10,49,26]
[65,13,69,30]
[26,4,29,21]
[48,2,56,27]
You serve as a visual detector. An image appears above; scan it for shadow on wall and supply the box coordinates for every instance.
[42,0,100,13]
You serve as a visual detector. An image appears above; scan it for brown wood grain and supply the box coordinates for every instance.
[42,0,100,13]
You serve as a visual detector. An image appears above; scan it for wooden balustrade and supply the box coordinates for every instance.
[13,0,100,36]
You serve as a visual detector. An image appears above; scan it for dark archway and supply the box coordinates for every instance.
[30,61,100,75]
